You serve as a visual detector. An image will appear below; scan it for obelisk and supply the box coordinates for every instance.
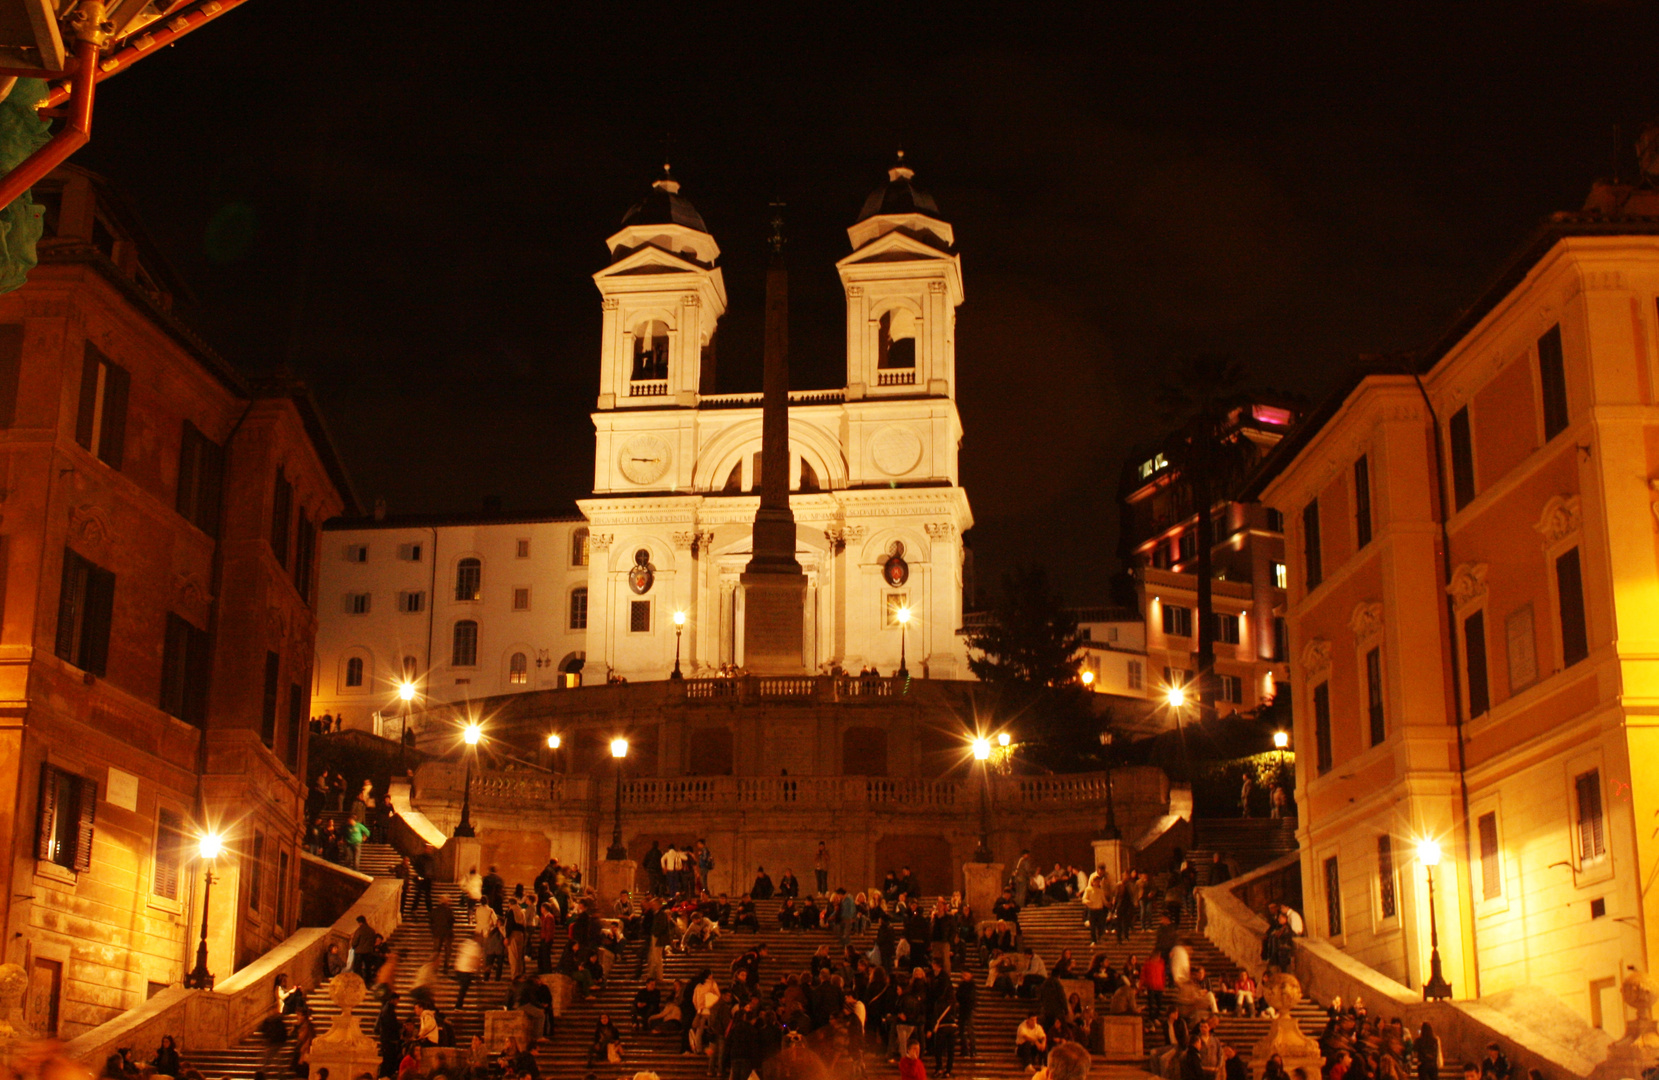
[741,204,808,673]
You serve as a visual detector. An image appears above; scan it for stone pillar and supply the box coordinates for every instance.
[962,862,1004,923]
[1250,972,1324,1080]
[304,974,383,1080]
[1092,838,1131,886]
[439,835,481,884]
[594,860,637,915]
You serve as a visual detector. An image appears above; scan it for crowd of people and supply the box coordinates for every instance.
[302,771,390,871]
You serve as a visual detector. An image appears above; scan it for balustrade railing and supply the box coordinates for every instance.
[629,380,669,397]
[877,369,916,386]
[678,674,906,703]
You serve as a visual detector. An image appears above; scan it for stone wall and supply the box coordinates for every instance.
[298,853,372,928]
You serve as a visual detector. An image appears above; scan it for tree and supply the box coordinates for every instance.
[965,566,1100,770]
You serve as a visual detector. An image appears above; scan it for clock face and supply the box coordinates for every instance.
[618,435,671,486]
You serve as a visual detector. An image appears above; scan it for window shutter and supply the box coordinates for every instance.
[1478,812,1501,900]
[1556,548,1589,667]
[54,551,82,663]
[98,362,129,469]
[154,808,183,901]
[74,348,98,449]
[1577,770,1605,859]
[36,763,57,861]
[1464,611,1489,719]
[81,564,115,677]
[73,776,96,872]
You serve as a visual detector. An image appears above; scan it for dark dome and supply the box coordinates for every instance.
[856,153,941,222]
[621,168,707,233]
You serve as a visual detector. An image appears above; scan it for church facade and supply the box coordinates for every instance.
[578,159,972,682]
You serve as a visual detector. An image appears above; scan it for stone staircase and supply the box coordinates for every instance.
[176,854,1322,1080]
[1189,817,1299,881]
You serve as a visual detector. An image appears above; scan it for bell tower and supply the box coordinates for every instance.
[592,167,727,412]
[837,153,964,402]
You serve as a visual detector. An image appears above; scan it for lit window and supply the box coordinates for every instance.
[1575,768,1606,863]
[1478,812,1501,900]
[509,652,528,685]
[455,558,481,602]
[1272,562,1287,590]
[37,765,95,871]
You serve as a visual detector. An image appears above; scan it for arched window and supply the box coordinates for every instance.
[878,310,916,369]
[571,528,589,567]
[799,458,819,492]
[345,656,364,687]
[508,652,528,685]
[452,621,478,666]
[569,587,588,631]
[402,655,416,680]
[632,320,669,381]
[455,557,481,601]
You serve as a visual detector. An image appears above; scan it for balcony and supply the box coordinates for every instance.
[877,369,916,387]
[629,380,669,397]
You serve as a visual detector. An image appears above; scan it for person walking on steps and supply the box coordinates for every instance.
[814,842,830,897]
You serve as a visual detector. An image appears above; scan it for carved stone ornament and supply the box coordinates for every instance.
[681,293,700,307]
[70,502,112,545]
[306,971,378,1057]
[1534,493,1582,546]
[1595,966,1659,1078]
[1300,638,1332,678]
[695,530,715,551]
[929,280,946,293]
[0,962,29,1044]
[846,285,864,298]
[176,573,213,612]
[843,525,866,542]
[589,533,614,552]
[265,606,287,645]
[601,297,619,310]
[628,549,655,595]
[1447,562,1489,610]
[923,522,955,541]
[1349,602,1384,641]
[672,531,697,549]
[1252,972,1324,1068]
[824,528,847,553]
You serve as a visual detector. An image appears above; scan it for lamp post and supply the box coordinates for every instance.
[454,721,481,838]
[972,736,994,862]
[1418,839,1454,1001]
[1166,684,1198,847]
[1081,669,1095,691]
[183,832,223,989]
[546,732,561,769]
[1098,730,1120,840]
[896,605,911,679]
[671,610,686,680]
[606,736,629,860]
[397,680,417,765]
[1273,729,1289,787]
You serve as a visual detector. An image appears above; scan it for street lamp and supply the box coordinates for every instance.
[1098,730,1120,840]
[397,680,417,763]
[1273,729,1290,786]
[972,737,993,861]
[183,832,223,989]
[1165,682,1197,846]
[896,605,911,679]
[1081,670,1095,690]
[997,732,1010,748]
[671,610,686,681]
[1417,839,1454,1001]
[606,737,629,860]
[454,720,481,838]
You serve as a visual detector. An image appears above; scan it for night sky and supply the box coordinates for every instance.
[73,2,1659,604]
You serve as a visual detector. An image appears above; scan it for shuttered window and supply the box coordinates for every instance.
[293,509,315,605]
[1366,647,1385,747]
[153,808,185,902]
[160,613,211,727]
[175,422,224,537]
[1354,455,1372,548]
[55,549,114,677]
[249,831,264,912]
[75,345,128,469]
[260,652,279,747]
[1314,682,1332,775]
[1576,769,1606,862]
[1464,611,1490,719]
[37,764,95,872]
[452,621,478,666]
[1449,406,1475,510]
[1478,812,1501,900]
[1376,836,1396,920]
[285,681,305,772]
[1302,499,1323,588]
[1556,547,1589,667]
[1539,324,1569,441]
[1324,855,1342,936]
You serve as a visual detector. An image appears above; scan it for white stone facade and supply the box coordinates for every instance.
[578,165,973,681]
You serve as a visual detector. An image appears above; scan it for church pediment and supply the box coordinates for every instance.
[595,245,708,279]
[838,229,954,267]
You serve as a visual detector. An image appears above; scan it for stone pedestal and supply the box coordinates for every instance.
[1593,968,1659,1080]
[540,973,578,1018]
[1251,972,1324,1080]
[740,568,808,674]
[1098,1014,1144,1059]
[439,835,481,883]
[962,862,1005,922]
[1092,838,1131,886]
[594,859,637,914]
[304,973,382,1080]
[483,1009,532,1052]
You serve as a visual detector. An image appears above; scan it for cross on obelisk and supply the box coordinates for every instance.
[740,202,808,673]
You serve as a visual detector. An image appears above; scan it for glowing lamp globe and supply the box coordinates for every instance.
[462,722,482,746]
[547,733,561,750]
[198,833,223,860]
[972,737,991,761]
[1274,731,1289,750]
[997,732,1011,748]
[398,681,417,702]
[1166,686,1186,708]
[896,606,911,625]
[1417,839,1442,867]
[673,610,687,627]
[1081,670,1095,687]
[610,737,629,759]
